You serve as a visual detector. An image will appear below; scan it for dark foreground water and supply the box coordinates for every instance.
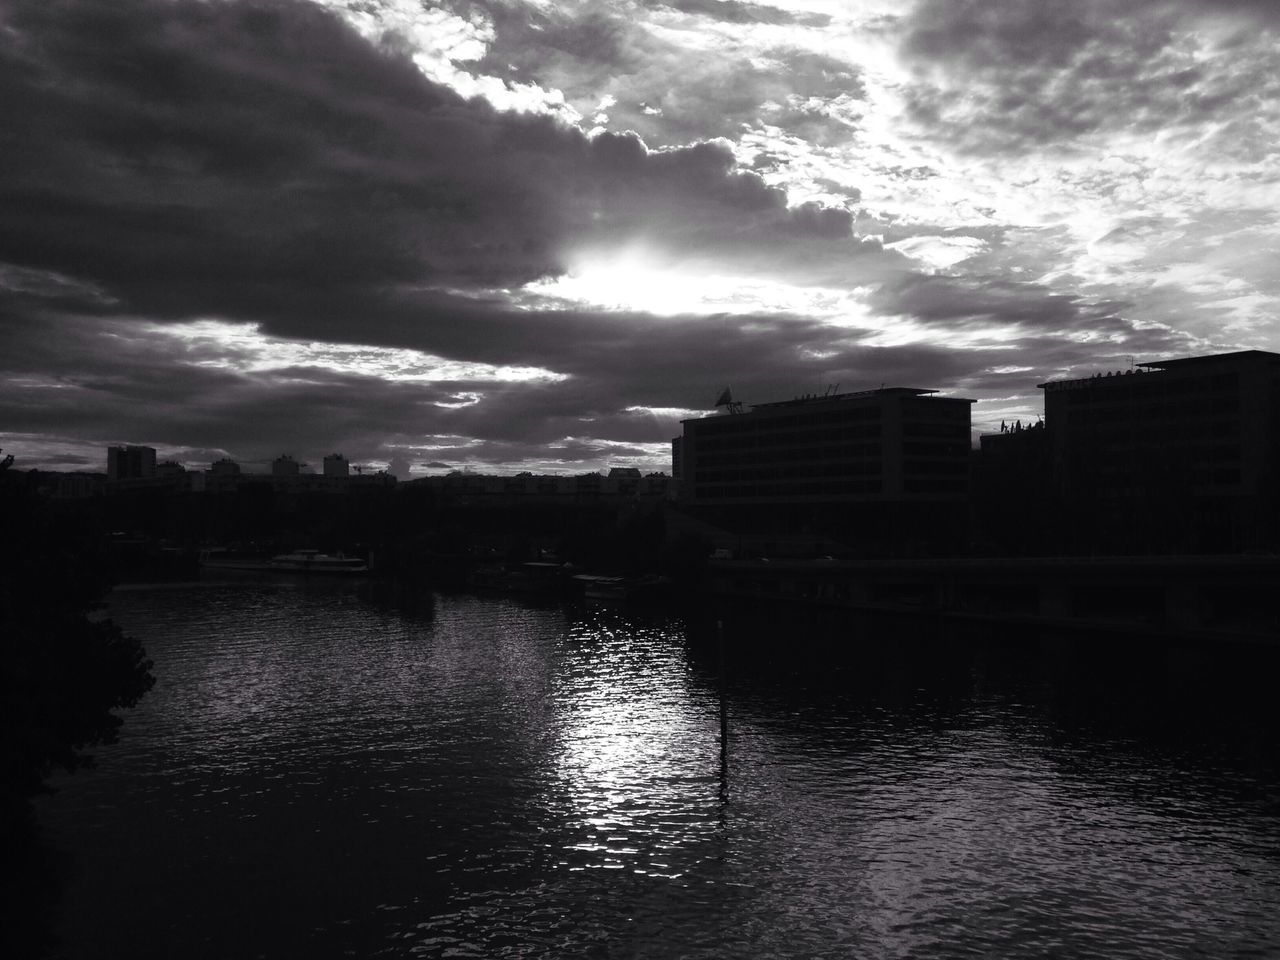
[25,579,1280,958]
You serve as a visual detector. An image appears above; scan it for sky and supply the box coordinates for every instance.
[4,0,1280,476]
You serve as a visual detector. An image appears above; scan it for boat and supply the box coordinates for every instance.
[269,549,368,574]
[466,561,573,596]
[572,573,670,601]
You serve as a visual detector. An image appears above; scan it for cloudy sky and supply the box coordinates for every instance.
[4,0,1280,476]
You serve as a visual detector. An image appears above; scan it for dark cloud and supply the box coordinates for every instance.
[2,0,1231,473]
[898,0,1280,154]
[0,0,856,322]
[3,256,1198,472]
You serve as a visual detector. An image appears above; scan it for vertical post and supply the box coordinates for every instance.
[717,619,729,804]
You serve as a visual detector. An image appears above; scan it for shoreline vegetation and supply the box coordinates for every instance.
[1,453,156,823]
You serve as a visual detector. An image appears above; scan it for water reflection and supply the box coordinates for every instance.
[27,583,1280,959]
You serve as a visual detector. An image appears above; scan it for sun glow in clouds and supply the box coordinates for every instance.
[144,320,567,384]
[519,253,870,319]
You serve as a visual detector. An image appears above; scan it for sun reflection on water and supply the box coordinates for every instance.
[547,609,723,879]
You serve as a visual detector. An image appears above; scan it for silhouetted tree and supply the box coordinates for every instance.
[0,455,155,821]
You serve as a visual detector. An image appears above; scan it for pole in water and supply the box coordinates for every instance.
[717,619,728,804]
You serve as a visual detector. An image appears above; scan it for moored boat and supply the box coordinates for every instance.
[572,573,670,601]
[269,549,368,574]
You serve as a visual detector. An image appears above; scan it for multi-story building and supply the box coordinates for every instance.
[1038,349,1280,552]
[209,457,241,477]
[272,455,301,477]
[107,445,156,481]
[678,388,974,505]
[323,453,350,478]
[676,387,975,554]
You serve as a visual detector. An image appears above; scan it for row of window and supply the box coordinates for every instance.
[900,400,973,420]
[1064,400,1240,423]
[696,461,885,483]
[904,476,970,493]
[903,422,971,438]
[1067,442,1241,463]
[696,480,884,498]
[695,407,883,437]
[904,460,970,475]
[694,425,883,452]
[696,445,883,467]
[695,433,971,459]
[1063,422,1241,441]
[1059,372,1240,404]
[903,441,970,457]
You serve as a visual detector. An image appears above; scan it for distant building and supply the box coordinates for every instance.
[209,457,241,476]
[323,453,349,478]
[676,387,975,555]
[107,445,156,481]
[40,471,105,499]
[156,460,187,478]
[272,455,301,477]
[414,471,672,503]
[1038,349,1280,552]
[972,421,1050,554]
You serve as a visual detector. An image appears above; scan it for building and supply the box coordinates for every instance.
[1038,350,1280,552]
[209,457,241,476]
[972,421,1050,554]
[678,387,974,505]
[323,453,350,478]
[272,455,301,477]
[413,471,673,503]
[676,387,975,555]
[107,445,156,481]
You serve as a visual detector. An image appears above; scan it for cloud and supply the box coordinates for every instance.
[465,1,861,148]
[0,0,859,323]
[897,0,1280,156]
[4,0,1270,474]
[655,0,831,28]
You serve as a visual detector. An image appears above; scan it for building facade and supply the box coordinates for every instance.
[676,388,975,555]
[272,455,301,476]
[1039,350,1280,552]
[678,388,974,505]
[107,445,156,481]
[323,453,350,478]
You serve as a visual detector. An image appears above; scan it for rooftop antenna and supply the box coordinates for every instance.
[714,385,744,415]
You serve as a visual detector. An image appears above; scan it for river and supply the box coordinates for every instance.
[29,578,1280,958]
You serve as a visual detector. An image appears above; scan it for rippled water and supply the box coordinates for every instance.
[31,579,1280,959]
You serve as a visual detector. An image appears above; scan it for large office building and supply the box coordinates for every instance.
[1038,349,1280,551]
[678,387,974,504]
[675,387,975,554]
